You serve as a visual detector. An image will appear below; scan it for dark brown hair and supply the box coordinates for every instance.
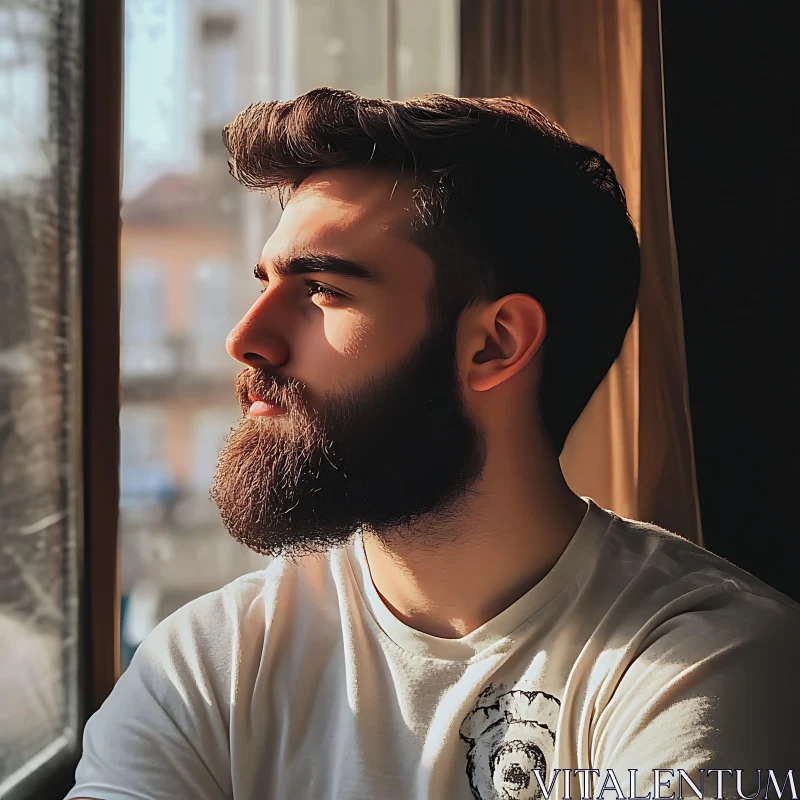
[223,88,640,454]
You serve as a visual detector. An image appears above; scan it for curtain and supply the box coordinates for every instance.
[460,0,702,544]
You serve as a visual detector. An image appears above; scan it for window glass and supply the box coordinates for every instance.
[0,0,82,792]
[120,0,459,670]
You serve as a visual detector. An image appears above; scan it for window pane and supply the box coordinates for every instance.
[0,0,82,792]
[119,0,458,670]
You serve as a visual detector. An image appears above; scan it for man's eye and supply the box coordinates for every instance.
[305,280,344,303]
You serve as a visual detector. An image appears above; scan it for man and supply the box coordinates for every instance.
[68,89,799,800]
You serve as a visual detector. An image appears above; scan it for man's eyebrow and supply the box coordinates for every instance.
[262,252,382,284]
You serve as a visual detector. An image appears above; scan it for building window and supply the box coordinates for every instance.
[190,409,236,499]
[119,406,174,514]
[190,260,236,374]
[200,15,239,132]
[121,261,176,377]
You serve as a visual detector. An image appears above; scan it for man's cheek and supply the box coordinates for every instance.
[321,312,373,360]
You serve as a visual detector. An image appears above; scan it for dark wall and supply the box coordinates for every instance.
[660,2,798,600]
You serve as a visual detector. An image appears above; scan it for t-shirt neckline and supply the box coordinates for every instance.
[344,496,613,661]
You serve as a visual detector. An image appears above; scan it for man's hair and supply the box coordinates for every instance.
[223,88,640,454]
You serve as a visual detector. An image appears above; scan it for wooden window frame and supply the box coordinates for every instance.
[81,0,122,720]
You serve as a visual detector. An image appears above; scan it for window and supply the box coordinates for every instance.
[120,406,173,514]
[121,262,175,378]
[190,409,236,498]
[0,1,87,796]
[190,260,237,374]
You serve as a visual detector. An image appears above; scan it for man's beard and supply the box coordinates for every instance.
[210,319,486,560]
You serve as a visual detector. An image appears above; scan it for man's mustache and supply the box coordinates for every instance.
[235,368,306,413]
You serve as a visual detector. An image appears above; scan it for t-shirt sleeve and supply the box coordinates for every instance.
[64,586,237,800]
[593,587,800,799]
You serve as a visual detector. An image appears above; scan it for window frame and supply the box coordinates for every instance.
[2,1,122,798]
[81,0,122,725]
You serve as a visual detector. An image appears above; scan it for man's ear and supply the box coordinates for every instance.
[459,294,547,393]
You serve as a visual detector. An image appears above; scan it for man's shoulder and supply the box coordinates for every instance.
[160,566,273,628]
[150,561,278,642]
[603,508,800,617]
[143,549,341,662]
[129,570,271,679]
[591,514,800,770]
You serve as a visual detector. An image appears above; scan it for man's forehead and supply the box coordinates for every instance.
[266,167,417,254]
[289,167,414,226]
[261,167,430,283]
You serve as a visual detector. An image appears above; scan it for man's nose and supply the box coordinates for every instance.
[226,297,290,369]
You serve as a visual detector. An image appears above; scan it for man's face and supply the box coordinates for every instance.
[211,168,486,558]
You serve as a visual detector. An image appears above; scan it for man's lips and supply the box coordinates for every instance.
[248,400,285,417]
[247,390,286,417]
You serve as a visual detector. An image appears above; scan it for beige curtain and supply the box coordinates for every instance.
[461,0,702,544]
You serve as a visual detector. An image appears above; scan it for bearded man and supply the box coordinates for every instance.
[68,89,799,800]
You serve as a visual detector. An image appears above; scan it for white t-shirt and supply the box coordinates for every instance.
[66,498,800,800]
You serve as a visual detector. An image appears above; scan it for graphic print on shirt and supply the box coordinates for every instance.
[459,684,561,800]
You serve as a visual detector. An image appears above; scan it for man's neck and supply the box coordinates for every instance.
[361,450,588,639]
